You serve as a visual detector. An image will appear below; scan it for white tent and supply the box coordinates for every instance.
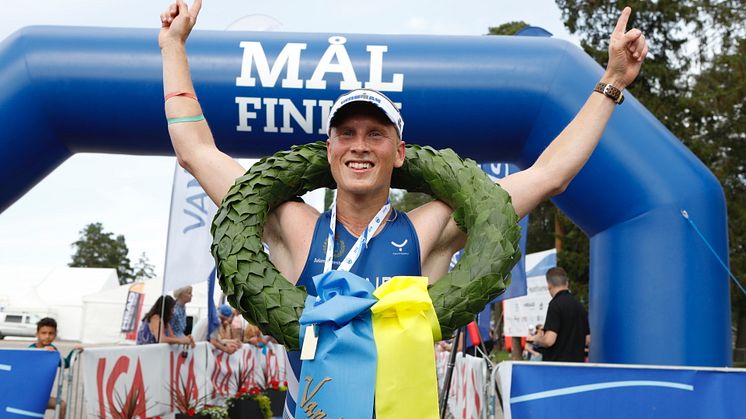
[0,265,54,310]
[82,277,216,345]
[0,266,120,340]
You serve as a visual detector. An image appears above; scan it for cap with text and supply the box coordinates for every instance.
[327,89,404,138]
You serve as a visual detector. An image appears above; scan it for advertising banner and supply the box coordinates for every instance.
[499,361,746,418]
[0,349,60,418]
[82,342,287,418]
[121,282,145,339]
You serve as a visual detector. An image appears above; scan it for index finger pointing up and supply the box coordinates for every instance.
[191,0,202,18]
[614,6,632,34]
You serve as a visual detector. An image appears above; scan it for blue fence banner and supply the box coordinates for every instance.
[0,349,60,418]
[498,361,746,418]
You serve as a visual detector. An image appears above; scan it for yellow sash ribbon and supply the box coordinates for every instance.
[371,276,442,419]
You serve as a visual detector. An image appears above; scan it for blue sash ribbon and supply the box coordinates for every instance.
[295,270,377,419]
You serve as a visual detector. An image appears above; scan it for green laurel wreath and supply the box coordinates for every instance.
[211,141,521,351]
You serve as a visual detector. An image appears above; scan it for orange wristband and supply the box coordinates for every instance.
[165,91,198,101]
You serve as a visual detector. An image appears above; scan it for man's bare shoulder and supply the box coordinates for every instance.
[407,199,465,282]
[406,199,459,249]
[273,200,321,221]
[265,200,321,283]
[406,199,453,224]
[266,200,321,246]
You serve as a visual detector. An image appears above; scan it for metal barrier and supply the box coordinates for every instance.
[67,348,86,419]
[50,348,85,419]
[50,350,65,419]
[436,343,502,419]
[488,361,503,419]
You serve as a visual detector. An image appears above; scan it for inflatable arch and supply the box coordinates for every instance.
[0,26,731,366]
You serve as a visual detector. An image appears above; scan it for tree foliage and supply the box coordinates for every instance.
[550,0,745,345]
[488,21,529,36]
[555,0,745,138]
[688,38,746,349]
[132,252,156,281]
[485,1,746,314]
[70,222,136,284]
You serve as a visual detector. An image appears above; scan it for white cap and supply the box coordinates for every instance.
[327,89,404,138]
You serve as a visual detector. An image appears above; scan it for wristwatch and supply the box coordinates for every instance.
[594,82,624,104]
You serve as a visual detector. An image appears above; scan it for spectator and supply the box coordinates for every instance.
[523,324,544,361]
[29,317,83,419]
[230,308,246,340]
[210,304,241,353]
[171,285,193,337]
[136,295,194,346]
[242,321,264,345]
[528,267,590,362]
[193,304,242,353]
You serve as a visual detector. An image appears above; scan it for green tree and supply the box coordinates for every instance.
[132,252,156,281]
[488,21,529,36]
[70,222,135,284]
[554,0,744,140]
[552,0,746,354]
[687,38,746,355]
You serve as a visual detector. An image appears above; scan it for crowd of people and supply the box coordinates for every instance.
[134,285,272,353]
[29,286,272,418]
[31,265,588,418]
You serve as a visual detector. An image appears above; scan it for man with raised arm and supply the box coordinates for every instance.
[159,1,647,416]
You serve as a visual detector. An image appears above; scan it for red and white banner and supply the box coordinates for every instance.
[436,350,489,419]
[82,342,287,418]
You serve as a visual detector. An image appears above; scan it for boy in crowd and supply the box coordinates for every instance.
[29,317,83,419]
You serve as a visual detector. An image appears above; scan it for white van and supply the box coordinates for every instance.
[0,311,46,339]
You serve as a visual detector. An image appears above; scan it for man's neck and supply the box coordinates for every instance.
[335,191,390,237]
[550,286,569,298]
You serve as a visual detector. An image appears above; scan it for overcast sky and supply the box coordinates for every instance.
[0,0,579,276]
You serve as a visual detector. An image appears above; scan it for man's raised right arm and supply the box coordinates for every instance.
[160,0,245,206]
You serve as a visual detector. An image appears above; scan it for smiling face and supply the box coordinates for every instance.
[327,103,405,202]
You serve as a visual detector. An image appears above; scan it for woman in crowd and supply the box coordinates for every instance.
[136,295,194,346]
[171,285,193,337]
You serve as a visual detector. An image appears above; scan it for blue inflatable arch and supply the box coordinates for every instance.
[0,26,731,366]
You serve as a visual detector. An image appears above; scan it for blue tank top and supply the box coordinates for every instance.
[284,209,422,418]
[297,208,422,294]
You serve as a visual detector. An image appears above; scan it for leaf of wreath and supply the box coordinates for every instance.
[211,141,521,351]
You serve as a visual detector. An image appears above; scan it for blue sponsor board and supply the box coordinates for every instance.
[0,349,59,418]
[500,361,746,418]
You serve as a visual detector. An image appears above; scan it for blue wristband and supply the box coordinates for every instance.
[167,114,205,125]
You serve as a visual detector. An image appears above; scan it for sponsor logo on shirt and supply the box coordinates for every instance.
[318,235,345,260]
[390,239,409,256]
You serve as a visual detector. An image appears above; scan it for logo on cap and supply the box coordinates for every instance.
[328,88,404,138]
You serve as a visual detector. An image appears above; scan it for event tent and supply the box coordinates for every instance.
[82,277,216,344]
[0,266,119,341]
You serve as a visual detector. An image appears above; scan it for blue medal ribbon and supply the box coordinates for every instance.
[295,270,378,419]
